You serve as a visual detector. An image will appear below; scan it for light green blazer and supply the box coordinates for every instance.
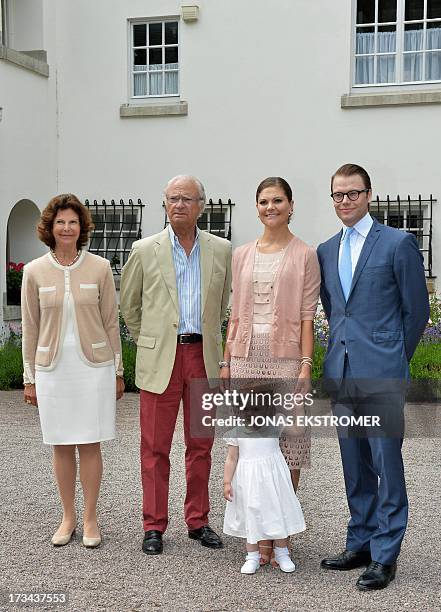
[120,227,232,393]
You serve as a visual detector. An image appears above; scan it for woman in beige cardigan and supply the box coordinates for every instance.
[221,177,321,564]
[22,194,124,548]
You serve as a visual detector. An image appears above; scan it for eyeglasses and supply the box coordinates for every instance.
[166,195,202,205]
[331,189,370,204]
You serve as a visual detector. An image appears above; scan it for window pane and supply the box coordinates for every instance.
[134,72,147,95]
[378,0,397,22]
[134,49,147,65]
[426,23,441,49]
[149,72,163,95]
[370,211,385,223]
[123,214,138,226]
[378,25,396,51]
[149,22,162,45]
[165,71,179,94]
[165,47,178,64]
[403,52,423,80]
[355,55,374,83]
[377,54,396,81]
[90,238,105,251]
[198,214,208,230]
[133,24,146,47]
[357,0,375,23]
[165,21,178,44]
[388,212,404,228]
[404,23,424,50]
[428,0,441,18]
[210,213,226,232]
[405,0,424,21]
[426,50,441,78]
[149,48,162,65]
[108,238,120,250]
[356,26,375,53]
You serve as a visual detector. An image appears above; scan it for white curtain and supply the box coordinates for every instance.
[404,28,441,80]
[356,28,441,83]
[133,63,179,96]
[355,31,396,84]
[134,65,147,96]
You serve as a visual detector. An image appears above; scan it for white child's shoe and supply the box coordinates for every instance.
[274,546,296,573]
[241,551,261,574]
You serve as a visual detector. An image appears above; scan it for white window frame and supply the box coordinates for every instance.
[89,208,140,269]
[128,17,180,100]
[352,0,441,88]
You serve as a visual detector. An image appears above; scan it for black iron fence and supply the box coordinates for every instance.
[85,199,144,275]
[163,198,234,240]
[369,195,435,277]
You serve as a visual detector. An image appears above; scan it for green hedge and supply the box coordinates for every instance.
[2,338,440,394]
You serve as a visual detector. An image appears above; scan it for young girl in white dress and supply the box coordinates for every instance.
[223,416,306,574]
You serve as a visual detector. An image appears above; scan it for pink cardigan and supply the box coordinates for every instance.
[226,237,321,359]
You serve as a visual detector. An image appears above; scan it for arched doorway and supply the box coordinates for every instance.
[6,199,46,305]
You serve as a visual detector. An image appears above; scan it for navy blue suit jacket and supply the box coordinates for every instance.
[317,219,429,382]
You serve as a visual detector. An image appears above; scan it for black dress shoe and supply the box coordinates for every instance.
[142,530,163,555]
[356,561,397,591]
[188,526,223,549]
[321,549,371,571]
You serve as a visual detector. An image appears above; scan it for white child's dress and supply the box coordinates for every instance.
[223,429,306,544]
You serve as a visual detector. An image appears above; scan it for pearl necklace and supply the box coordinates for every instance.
[51,249,81,267]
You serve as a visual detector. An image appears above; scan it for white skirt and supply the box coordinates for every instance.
[35,343,116,445]
[223,448,306,544]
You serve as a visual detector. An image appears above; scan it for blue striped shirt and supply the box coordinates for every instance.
[168,225,202,334]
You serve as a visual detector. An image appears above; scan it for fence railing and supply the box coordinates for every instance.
[369,195,435,277]
[163,198,234,240]
[85,199,144,275]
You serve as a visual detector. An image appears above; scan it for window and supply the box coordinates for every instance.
[198,206,232,239]
[163,199,234,240]
[87,204,142,272]
[354,0,441,85]
[131,19,179,98]
[369,194,435,275]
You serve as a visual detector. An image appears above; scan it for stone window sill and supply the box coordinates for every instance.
[0,46,49,77]
[3,304,21,321]
[341,89,441,108]
[120,101,188,118]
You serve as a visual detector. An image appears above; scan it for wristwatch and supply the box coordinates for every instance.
[219,360,230,368]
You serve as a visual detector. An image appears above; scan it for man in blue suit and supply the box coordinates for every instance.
[317,164,429,591]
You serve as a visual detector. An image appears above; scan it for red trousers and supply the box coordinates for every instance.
[140,342,214,533]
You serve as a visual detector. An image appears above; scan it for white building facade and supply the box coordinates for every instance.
[1,0,439,328]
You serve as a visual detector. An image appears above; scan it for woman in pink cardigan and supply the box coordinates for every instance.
[221,176,320,564]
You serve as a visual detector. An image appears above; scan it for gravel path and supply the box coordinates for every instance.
[0,391,440,612]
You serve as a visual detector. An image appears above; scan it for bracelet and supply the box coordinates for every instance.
[23,382,34,387]
[219,361,230,368]
[300,357,313,368]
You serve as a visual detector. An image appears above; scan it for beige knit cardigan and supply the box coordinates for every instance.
[21,250,123,384]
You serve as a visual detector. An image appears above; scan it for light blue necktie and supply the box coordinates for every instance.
[339,227,354,301]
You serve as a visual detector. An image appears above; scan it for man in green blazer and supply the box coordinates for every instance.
[121,175,232,555]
